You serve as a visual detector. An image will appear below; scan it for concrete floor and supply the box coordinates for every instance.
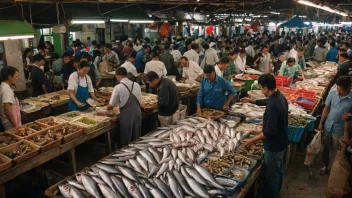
[281,153,329,198]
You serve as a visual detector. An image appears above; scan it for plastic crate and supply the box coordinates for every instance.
[296,96,317,110]
[305,117,317,131]
[275,75,292,86]
[288,125,306,143]
[294,89,316,98]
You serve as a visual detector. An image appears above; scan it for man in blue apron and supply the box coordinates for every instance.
[107,67,142,148]
[67,61,102,111]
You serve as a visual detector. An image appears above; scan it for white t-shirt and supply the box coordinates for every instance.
[109,78,141,108]
[236,56,246,72]
[67,72,94,94]
[121,61,138,77]
[182,60,203,80]
[144,60,167,77]
[214,65,223,77]
[184,49,199,64]
[288,49,298,62]
[171,50,182,63]
[0,82,20,127]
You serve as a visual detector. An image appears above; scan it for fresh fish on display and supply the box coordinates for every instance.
[230,128,236,139]
[178,150,191,166]
[81,174,102,198]
[167,172,184,198]
[68,185,85,198]
[95,163,120,174]
[145,180,168,198]
[121,176,143,198]
[91,176,106,185]
[147,163,160,178]
[175,158,183,170]
[59,184,72,198]
[171,148,178,159]
[225,126,231,137]
[195,122,207,128]
[193,164,224,189]
[118,166,141,184]
[210,120,220,129]
[159,156,173,164]
[98,184,120,198]
[67,179,85,191]
[100,160,127,166]
[169,159,176,171]
[153,178,172,198]
[236,132,241,141]
[139,150,158,165]
[147,147,162,163]
[193,116,208,122]
[173,133,181,143]
[172,170,197,197]
[136,183,153,198]
[208,189,228,196]
[156,162,169,178]
[197,131,206,144]
[185,167,209,186]
[186,117,201,124]
[183,174,211,198]
[206,124,215,133]
[75,173,82,183]
[215,177,238,187]
[186,148,196,161]
[136,155,149,172]
[98,169,117,193]
[111,152,135,158]
[111,176,131,198]
[160,146,170,162]
[129,159,147,176]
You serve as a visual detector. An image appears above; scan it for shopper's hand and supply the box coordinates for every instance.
[196,107,202,116]
[243,138,255,148]
[222,105,229,111]
[77,102,86,108]
[317,124,323,132]
[342,112,350,122]
[241,97,254,104]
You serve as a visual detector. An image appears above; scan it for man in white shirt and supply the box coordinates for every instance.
[180,56,204,82]
[171,44,182,64]
[245,41,255,58]
[200,42,219,68]
[107,67,141,147]
[184,43,200,64]
[121,56,138,77]
[215,57,231,77]
[236,49,247,72]
[144,52,167,77]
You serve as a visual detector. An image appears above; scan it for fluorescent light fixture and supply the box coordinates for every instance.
[299,15,307,18]
[271,12,280,15]
[297,0,348,16]
[129,20,154,24]
[341,22,352,25]
[110,19,129,22]
[244,18,252,22]
[72,20,105,24]
[0,35,35,41]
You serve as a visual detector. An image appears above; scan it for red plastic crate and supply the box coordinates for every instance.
[275,75,293,86]
[296,96,317,110]
[294,89,316,98]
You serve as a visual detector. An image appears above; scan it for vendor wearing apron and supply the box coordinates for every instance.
[68,61,103,111]
[0,66,21,130]
[107,67,142,148]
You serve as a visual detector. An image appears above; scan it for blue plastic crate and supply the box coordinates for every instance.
[288,125,306,143]
[305,117,316,131]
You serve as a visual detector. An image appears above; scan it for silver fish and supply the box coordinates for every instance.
[147,163,160,178]
[178,150,191,166]
[98,169,117,193]
[173,132,181,143]
[67,180,85,191]
[121,176,143,198]
[129,159,147,175]
[173,170,197,197]
[111,176,131,198]
[230,128,236,139]
[236,132,241,141]
[203,144,214,152]
[210,120,220,129]
[225,126,231,137]
[118,166,141,184]
[185,167,209,186]
[186,132,192,141]
[215,177,238,187]
[96,163,120,174]
[136,183,153,198]
[167,172,184,198]
[98,183,120,198]
[187,118,201,124]
[171,148,178,159]
[68,185,85,198]
[136,155,149,172]
[148,147,162,163]
[156,163,169,178]
[184,175,211,198]
[148,141,173,147]
[207,189,227,196]
[206,124,215,133]
[81,174,102,198]
[58,184,72,198]
[153,178,172,198]
[195,122,207,128]
[169,159,176,171]
[75,173,82,183]
[193,164,224,189]
[111,152,135,158]
[145,180,167,198]
[175,158,183,170]
[100,160,127,166]
[159,156,173,164]
[160,146,171,162]
[202,128,210,137]
[194,116,208,122]
[169,132,175,142]
[196,151,208,164]
[219,123,225,134]
[140,150,158,165]
[149,129,167,137]
[92,176,106,185]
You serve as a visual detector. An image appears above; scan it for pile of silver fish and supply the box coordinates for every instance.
[57,116,257,198]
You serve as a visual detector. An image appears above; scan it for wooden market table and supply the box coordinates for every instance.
[235,160,264,198]
[0,123,117,198]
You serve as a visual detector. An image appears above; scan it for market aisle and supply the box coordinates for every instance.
[282,153,329,198]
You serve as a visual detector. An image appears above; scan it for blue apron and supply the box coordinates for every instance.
[68,72,90,112]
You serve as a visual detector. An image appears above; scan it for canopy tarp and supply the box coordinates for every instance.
[279,16,308,28]
[0,20,35,36]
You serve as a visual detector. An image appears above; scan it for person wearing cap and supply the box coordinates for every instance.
[184,43,200,64]
[197,65,237,113]
[68,61,103,112]
[31,54,49,97]
[200,42,219,68]
[102,43,120,65]
[107,67,141,147]
[214,57,231,78]
[236,49,247,72]
[121,56,138,79]
[180,56,204,82]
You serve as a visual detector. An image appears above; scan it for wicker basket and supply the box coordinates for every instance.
[0,140,40,164]
[0,133,22,149]
[6,126,37,139]
[58,111,82,121]
[35,116,68,127]
[70,116,101,134]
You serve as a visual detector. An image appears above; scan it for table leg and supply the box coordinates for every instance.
[0,184,6,198]
[69,148,77,174]
[285,144,291,169]
[105,131,112,154]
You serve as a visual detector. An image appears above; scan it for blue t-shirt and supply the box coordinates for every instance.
[326,47,338,62]
[196,75,237,110]
[135,50,145,69]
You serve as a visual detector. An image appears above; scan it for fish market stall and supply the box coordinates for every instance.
[44,115,266,198]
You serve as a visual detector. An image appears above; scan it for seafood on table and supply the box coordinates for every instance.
[77,117,97,125]
[201,158,231,175]
[230,103,265,120]
[15,127,36,137]
[288,115,308,126]
[36,117,65,126]
[3,143,33,159]
[198,108,225,119]
[0,134,18,148]
[140,93,158,110]
[26,123,48,131]
[65,112,80,119]
[28,130,63,146]
[220,153,253,169]
[227,169,246,180]
[237,140,264,159]
[235,123,262,134]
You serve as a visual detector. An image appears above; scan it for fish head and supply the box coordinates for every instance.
[75,173,82,183]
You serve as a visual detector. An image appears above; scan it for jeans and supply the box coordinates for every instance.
[322,129,343,169]
[264,149,285,198]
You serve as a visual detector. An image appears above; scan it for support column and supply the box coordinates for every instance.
[4,39,26,91]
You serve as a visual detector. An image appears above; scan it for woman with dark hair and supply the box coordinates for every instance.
[123,41,133,57]
[0,66,21,130]
[313,39,328,62]
[92,50,102,68]
[279,57,304,80]
[67,61,103,111]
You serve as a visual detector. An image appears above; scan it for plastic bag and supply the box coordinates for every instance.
[325,150,352,197]
[304,130,322,166]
